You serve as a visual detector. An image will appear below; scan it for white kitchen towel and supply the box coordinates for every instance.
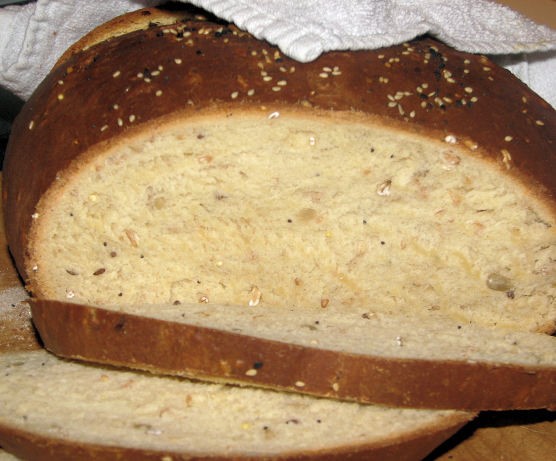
[0,0,555,106]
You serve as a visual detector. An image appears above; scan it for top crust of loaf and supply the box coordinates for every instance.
[3,5,555,285]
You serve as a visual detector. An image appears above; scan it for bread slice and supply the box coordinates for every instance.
[0,266,473,460]
[0,349,471,461]
[31,298,556,410]
[3,5,555,409]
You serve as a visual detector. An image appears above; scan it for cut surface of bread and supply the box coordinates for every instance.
[3,5,555,413]
[0,349,471,461]
[28,111,556,332]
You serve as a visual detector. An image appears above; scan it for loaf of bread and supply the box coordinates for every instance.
[3,3,555,411]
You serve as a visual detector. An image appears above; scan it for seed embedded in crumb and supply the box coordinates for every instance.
[376,179,392,196]
[248,286,262,306]
[320,298,329,308]
[93,268,106,276]
[486,273,513,291]
[124,229,139,247]
[198,295,209,303]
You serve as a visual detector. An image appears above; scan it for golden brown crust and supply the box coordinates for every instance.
[3,6,555,285]
[54,5,206,69]
[0,414,470,461]
[30,299,556,411]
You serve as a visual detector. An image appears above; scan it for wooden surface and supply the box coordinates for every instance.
[0,173,555,460]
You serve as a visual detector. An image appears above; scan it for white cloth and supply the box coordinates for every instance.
[1,0,555,106]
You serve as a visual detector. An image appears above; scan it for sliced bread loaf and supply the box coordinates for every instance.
[3,5,555,410]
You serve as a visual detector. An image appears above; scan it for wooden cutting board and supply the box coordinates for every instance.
[0,173,554,459]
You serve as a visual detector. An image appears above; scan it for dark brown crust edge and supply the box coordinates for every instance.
[30,299,556,411]
[0,414,470,461]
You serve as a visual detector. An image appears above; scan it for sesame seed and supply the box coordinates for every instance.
[113,104,119,110]
[332,383,340,392]
[32,265,38,271]
[444,134,457,144]
[319,72,329,78]
[28,120,34,130]
[464,87,473,93]
[409,110,416,118]
[470,96,478,103]
[174,58,182,64]
[100,125,109,132]
[245,369,258,377]
[535,120,545,126]
[57,80,64,85]
[137,72,144,78]
[295,381,306,388]
[57,94,64,101]
[151,70,160,76]
[277,80,287,86]
[268,111,280,120]
[117,118,123,127]
[463,69,470,74]
[31,212,39,219]
[483,66,491,72]
[155,90,163,97]
[501,149,512,169]
[271,86,281,92]
[250,50,257,56]
[144,77,151,83]
[66,290,75,299]
[112,70,121,78]
[322,66,332,72]
[504,136,513,142]
[247,89,255,96]
[230,91,239,99]
[129,115,136,123]
[263,76,272,82]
